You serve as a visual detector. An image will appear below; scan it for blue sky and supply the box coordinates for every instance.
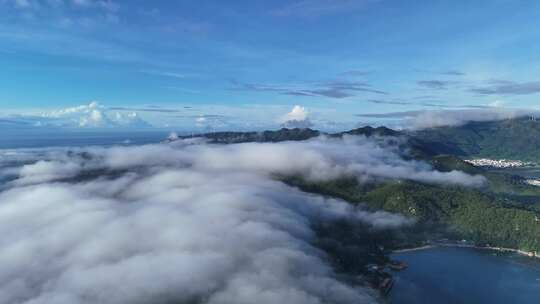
[1,0,540,130]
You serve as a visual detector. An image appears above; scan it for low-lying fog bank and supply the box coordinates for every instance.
[0,135,484,304]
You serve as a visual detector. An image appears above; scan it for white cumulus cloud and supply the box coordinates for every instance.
[279,105,314,129]
[39,101,152,128]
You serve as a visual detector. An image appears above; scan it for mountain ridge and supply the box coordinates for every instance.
[166,118,540,255]
[411,117,540,162]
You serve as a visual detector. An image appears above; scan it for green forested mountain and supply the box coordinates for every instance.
[177,128,320,143]
[177,125,400,144]
[283,176,540,253]
[178,119,540,254]
[412,117,540,162]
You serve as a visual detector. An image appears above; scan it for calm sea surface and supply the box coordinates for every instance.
[390,246,540,304]
[0,129,171,149]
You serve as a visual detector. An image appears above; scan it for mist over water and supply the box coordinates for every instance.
[0,128,171,149]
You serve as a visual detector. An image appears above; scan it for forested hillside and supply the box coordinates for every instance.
[412,117,540,162]
[176,119,540,254]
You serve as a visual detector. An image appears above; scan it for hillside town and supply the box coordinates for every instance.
[465,158,534,168]
[526,179,540,187]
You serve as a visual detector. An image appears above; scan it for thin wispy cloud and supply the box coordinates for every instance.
[4,0,121,23]
[440,70,465,76]
[72,0,120,12]
[322,80,387,94]
[13,0,31,9]
[470,80,540,95]
[232,79,387,99]
[141,70,189,79]
[292,88,355,98]
[0,1,207,67]
[162,86,200,94]
[357,108,540,129]
[271,0,375,17]
[417,80,454,90]
[108,106,184,113]
[413,68,466,77]
[340,69,372,77]
[365,99,487,108]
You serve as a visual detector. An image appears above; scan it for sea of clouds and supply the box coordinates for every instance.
[0,135,485,304]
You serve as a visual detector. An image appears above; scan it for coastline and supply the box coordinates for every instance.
[392,245,435,253]
[392,243,538,258]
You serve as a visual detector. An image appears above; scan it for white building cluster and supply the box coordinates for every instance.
[464,158,532,168]
[526,179,540,187]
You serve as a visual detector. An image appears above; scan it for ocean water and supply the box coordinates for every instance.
[390,246,540,304]
[0,129,172,149]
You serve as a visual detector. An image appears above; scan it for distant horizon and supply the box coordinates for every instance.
[2,111,539,151]
[2,102,539,134]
